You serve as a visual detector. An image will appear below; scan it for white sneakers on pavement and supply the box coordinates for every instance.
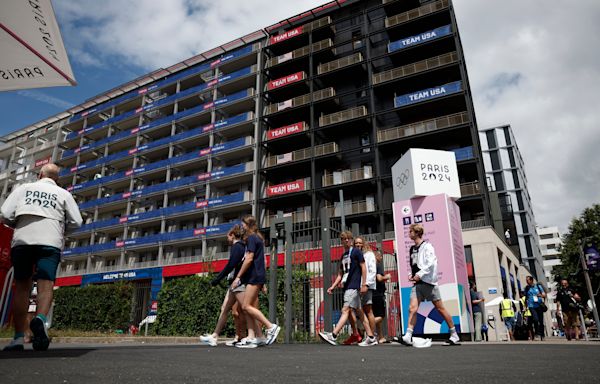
[199,334,218,347]
[358,336,378,347]
[318,331,338,346]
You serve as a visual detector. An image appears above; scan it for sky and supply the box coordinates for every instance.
[0,0,598,233]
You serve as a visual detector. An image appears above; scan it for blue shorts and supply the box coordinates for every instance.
[11,245,62,281]
[504,317,516,330]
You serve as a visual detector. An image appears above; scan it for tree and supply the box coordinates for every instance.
[553,204,600,311]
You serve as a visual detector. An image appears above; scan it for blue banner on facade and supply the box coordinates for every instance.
[388,25,452,53]
[394,81,462,108]
[585,244,600,271]
[82,267,162,285]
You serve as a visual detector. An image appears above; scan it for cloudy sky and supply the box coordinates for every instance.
[0,0,598,232]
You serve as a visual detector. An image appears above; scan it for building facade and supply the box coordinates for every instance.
[1,0,492,303]
[479,124,545,284]
[537,225,562,315]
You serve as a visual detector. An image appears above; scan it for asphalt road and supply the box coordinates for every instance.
[1,341,598,383]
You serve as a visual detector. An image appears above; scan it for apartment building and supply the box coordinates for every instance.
[0,0,491,293]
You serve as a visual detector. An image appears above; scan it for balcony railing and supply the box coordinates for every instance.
[322,166,373,187]
[385,0,449,28]
[317,52,363,75]
[265,142,338,167]
[377,112,469,143]
[264,87,335,115]
[266,39,334,67]
[460,181,481,196]
[262,210,312,228]
[319,106,368,127]
[325,199,377,217]
[372,52,458,85]
[461,219,487,230]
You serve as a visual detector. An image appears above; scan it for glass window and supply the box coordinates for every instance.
[493,172,505,191]
[503,127,512,145]
[486,130,497,149]
[490,150,501,170]
[512,170,520,188]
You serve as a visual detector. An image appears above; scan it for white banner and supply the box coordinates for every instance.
[0,0,76,91]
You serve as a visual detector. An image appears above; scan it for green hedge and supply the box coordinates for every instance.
[153,275,234,336]
[53,282,133,331]
[154,270,312,338]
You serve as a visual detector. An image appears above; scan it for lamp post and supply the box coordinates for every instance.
[579,238,600,332]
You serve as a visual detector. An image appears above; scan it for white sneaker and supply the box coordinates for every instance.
[399,333,413,346]
[3,337,24,351]
[225,338,239,347]
[256,337,267,347]
[358,336,378,347]
[199,334,217,347]
[318,331,338,346]
[444,333,461,346]
[266,324,281,345]
[235,338,258,349]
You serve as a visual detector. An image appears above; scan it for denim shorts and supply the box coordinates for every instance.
[11,245,61,281]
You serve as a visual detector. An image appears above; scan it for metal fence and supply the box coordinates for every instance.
[266,211,400,343]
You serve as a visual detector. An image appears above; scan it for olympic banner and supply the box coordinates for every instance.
[392,193,472,335]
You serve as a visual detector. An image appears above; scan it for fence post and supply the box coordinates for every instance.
[321,208,333,333]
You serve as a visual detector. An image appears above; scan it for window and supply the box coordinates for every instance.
[493,172,505,191]
[507,147,516,167]
[516,191,524,211]
[486,130,497,149]
[520,213,529,233]
[503,126,512,145]
[490,150,501,170]
[512,170,520,188]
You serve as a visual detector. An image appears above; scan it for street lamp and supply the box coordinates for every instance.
[579,237,600,333]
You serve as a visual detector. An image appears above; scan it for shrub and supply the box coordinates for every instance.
[53,282,133,331]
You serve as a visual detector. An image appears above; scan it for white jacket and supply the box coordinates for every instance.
[1,178,82,249]
[363,250,377,290]
[411,241,438,286]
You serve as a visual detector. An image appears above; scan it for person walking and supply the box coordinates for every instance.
[556,278,581,341]
[354,236,377,341]
[373,250,391,343]
[524,276,546,341]
[470,282,485,341]
[400,224,461,346]
[232,215,280,348]
[1,164,82,351]
[499,292,517,341]
[319,230,377,346]
[199,225,247,346]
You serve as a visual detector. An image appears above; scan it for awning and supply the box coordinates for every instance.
[0,0,76,91]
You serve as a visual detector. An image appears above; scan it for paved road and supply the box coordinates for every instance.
[1,341,597,383]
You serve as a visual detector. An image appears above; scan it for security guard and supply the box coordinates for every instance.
[499,292,517,341]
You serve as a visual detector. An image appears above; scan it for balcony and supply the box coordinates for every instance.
[317,53,363,75]
[266,39,334,67]
[319,106,368,127]
[372,52,458,85]
[265,142,339,167]
[385,0,449,28]
[262,209,312,228]
[460,181,482,197]
[264,87,335,115]
[322,166,373,187]
[377,112,469,143]
[325,199,377,217]
[461,219,487,230]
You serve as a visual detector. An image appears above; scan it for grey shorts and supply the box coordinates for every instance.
[230,283,247,293]
[410,283,441,302]
[343,289,360,309]
[361,289,373,306]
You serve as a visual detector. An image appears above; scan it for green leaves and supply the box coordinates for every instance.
[53,282,133,331]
